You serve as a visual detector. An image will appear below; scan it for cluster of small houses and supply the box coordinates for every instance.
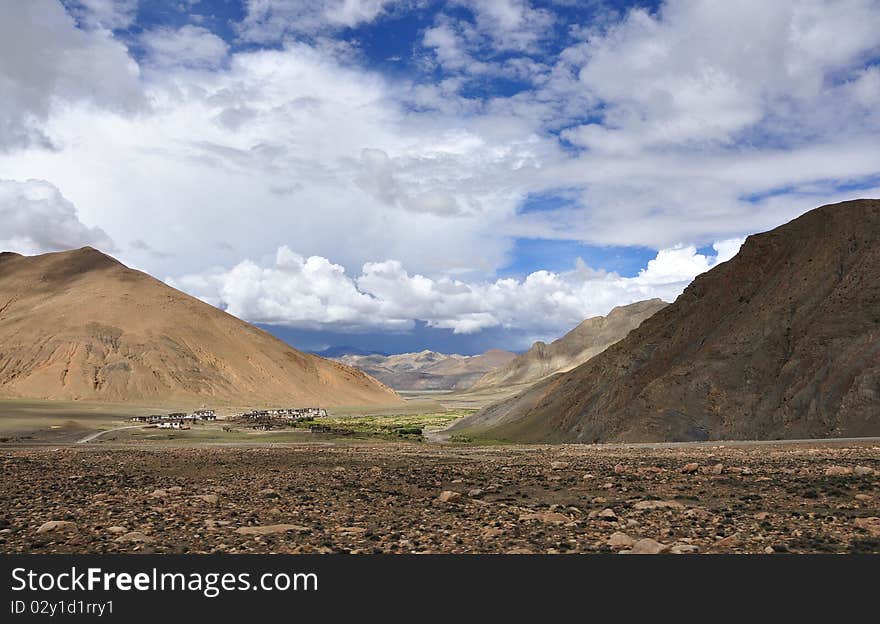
[239,407,328,421]
[130,409,217,429]
[130,407,331,431]
[237,407,329,431]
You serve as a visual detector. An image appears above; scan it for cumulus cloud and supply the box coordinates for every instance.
[0,0,877,344]
[140,25,229,69]
[567,0,880,151]
[171,239,742,336]
[238,0,402,41]
[457,0,555,53]
[0,0,142,150]
[62,0,139,30]
[1,37,548,278]
[355,148,465,215]
[0,179,115,255]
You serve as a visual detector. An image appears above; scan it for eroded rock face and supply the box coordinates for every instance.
[471,299,668,390]
[459,199,880,443]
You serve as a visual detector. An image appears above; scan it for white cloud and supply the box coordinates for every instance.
[0,0,877,347]
[0,179,115,255]
[0,0,142,150]
[140,25,229,69]
[0,38,550,280]
[171,239,742,336]
[238,0,401,42]
[568,0,880,150]
[63,0,139,30]
[421,2,555,78]
[457,0,555,53]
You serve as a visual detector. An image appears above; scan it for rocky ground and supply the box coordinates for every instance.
[1,441,878,554]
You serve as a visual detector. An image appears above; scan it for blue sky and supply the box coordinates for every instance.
[2,1,879,354]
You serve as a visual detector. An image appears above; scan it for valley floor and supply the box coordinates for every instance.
[1,440,878,554]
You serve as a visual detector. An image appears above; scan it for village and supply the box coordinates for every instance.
[130,407,329,431]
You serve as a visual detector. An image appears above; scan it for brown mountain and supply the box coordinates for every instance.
[0,247,402,408]
[452,199,880,443]
[335,349,516,391]
[471,299,667,391]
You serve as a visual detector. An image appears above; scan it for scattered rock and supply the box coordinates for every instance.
[235,524,310,536]
[854,466,875,477]
[623,538,667,554]
[437,490,462,503]
[3,442,879,554]
[607,532,635,548]
[114,531,155,544]
[259,488,280,499]
[550,461,568,470]
[709,463,724,475]
[715,532,741,548]
[519,511,570,525]
[613,463,626,474]
[853,517,880,537]
[36,521,78,535]
[467,488,484,498]
[824,466,852,476]
[670,543,699,554]
[682,463,699,474]
[633,500,684,510]
[505,547,534,554]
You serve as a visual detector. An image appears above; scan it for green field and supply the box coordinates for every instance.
[0,398,477,445]
[294,409,475,439]
[101,409,476,444]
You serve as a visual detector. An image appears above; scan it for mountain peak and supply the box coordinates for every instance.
[458,199,880,443]
[471,299,667,391]
[0,247,401,407]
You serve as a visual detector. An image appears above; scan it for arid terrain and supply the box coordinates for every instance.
[334,349,517,391]
[458,199,880,443]
[471,299,667,391]
[0,248,401,408]
[1,439,878,554]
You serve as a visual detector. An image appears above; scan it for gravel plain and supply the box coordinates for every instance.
[1,440,878,554]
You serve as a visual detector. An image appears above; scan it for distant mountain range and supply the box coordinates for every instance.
[452,199,880,443]
[471,299,668,392]
[0,248,401,408]
[333,349,517,391]
[312,346,389,358]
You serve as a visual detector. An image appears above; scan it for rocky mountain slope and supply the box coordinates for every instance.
[335,349,516,391]
[0,248,402,408]
[452,199,880,443]
[471,299,667,390]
